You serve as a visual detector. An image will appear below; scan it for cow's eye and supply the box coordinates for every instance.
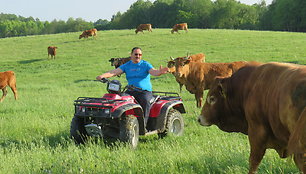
[207,96,217,105]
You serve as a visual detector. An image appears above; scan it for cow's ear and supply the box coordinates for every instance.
[216,77,227,98]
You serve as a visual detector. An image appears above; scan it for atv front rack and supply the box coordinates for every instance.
[74,97,127,118]
[74,97,126,107]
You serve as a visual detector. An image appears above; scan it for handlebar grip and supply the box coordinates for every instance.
[101,78,108,83]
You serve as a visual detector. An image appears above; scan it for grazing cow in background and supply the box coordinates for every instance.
[174,59,251,107]
[79,28,97,39]
[167,53,205,92]
[108,57,131,77]
[0,71,18,102]
[48,46,58,59]
[135,24,152,34]
[171,23,188,34]
[198,62,306,173]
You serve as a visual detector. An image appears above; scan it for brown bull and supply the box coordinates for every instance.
[167,53,205,92]
[135,24,152,34]
[171,23,188,34]
[174,59,250,107]
[48,46,58,59]
[79,28,97,39]
[0,71,18,102]
[198,62,306,173]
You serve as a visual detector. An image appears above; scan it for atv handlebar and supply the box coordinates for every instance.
[100,78,109,83]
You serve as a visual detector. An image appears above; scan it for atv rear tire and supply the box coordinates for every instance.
[158,109,184,138]
[70,116,87,144]
[119,115,139,149]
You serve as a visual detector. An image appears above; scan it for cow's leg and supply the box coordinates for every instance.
[248,125,267,174]
[0,87,7,102]
[10,85,18,100]
[179,83,183,93]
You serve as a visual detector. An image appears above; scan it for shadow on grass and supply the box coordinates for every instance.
[74,79,96,83]
[18,58,45,64]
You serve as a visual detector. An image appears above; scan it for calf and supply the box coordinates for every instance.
[48,46,58,59]
[0,71,18,102]
[174,59,250,107]
[198,62,306,173]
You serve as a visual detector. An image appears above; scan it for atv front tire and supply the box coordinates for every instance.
[158,109,184,138]
[70,116,88,144]
[119,115,139,149]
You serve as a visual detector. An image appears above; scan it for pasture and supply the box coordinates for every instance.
[0,29,305,173]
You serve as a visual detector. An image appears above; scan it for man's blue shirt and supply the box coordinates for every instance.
[119,60,153,91]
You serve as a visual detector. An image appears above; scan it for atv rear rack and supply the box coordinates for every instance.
[152,91,182,101]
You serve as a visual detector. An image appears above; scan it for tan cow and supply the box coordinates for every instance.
[135,24,152,34]
[198,62,306,173]
[0,71,18,102]
[79,28,97,39]
[171,23,188,34]
[167,53,205,92]
[174,59,251,107]
[48,46,58,59]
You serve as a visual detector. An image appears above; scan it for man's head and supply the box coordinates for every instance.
[131,47,142,63]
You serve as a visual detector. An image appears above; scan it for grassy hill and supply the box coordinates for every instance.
[0,29,305,173]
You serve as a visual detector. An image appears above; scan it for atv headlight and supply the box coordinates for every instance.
[81,107,86,113]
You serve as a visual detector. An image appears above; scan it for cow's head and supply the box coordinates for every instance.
[174,57,191,78]
[109,58,115,66]
[198,77,227,127]
[167,58,176,73]
[113,58,123,68]
[198,76,248,134]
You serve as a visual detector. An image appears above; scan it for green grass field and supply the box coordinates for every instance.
[0,29,305,173]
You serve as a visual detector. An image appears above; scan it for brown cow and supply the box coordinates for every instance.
[48,46,58,59]
[0,71,18,102]
[174,59,250,107]
[198,62,306,173]
[108,57,131,77]
[167,53,205,92]
[79,28,97,39]
[171,23,188,34]
[135,24,152,34]
[109,57,131,69]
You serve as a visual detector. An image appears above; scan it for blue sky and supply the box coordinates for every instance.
[0,0,272,22]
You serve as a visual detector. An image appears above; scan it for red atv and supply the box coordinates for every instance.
[70,78,185,148]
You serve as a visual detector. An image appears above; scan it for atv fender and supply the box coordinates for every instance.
[112,103,143,118]
[112,103,146,135]
[149,100,185,131]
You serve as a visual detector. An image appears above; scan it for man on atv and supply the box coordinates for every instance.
[96,47,169,126]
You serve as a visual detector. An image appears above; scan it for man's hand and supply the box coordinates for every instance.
[159,65,169,75]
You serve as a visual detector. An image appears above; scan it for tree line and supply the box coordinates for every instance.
[0,0,305,38]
